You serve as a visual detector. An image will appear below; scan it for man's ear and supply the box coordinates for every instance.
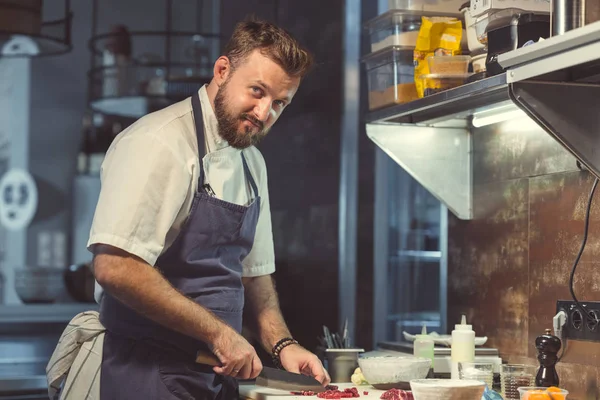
[213,56,231,86]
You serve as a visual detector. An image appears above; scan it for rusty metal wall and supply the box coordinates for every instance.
[448,118,600,398]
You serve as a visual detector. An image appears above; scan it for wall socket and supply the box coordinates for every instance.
[556,300,600,342]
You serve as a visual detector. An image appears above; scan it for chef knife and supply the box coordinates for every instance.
[195,350,326,393]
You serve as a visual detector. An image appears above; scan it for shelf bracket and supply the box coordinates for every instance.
[366,123,472,219]
[509,80,600,179]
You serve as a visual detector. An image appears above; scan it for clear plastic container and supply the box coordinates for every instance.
[501,364,536,400]
[428,55,471,74]
[472,8,524,45]
[517,387,569,400]
[420,73,472,96]
[388,0,466,15]
[365,10,437,52]
[362,46,418,110]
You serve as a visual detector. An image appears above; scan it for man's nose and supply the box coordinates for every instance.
[254,99,272,122]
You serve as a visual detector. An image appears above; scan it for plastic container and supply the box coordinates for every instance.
[460,1,486,53]
[471,53,487,73]
[388,0,466,15]
[427,55,470,74]
[410,379,485,400]
[364,10,425,52]
[472,8,524,45]
[517,387,569,400]
[357,355,431,387]
[450,315,476,380]
[420,73,472,96]
[413,325,434,367]
[362,46,418,110]
[458,362,494,388]
[501,364,537,400]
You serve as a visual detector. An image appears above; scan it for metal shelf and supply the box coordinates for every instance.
[366,73,509,125]
[391,250,442,262]
[365,21,600,220]
[0,303,98,324]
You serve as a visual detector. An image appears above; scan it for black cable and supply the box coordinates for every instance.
[570,177,599,323]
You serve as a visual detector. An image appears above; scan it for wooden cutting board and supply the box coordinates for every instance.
[239,382,390,399]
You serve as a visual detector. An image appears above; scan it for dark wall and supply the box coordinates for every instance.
[220,1,343,357]
[447,119,599,398]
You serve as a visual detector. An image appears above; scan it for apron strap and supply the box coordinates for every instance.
[241,152,259,199]
[192,89,260,200]
[191,91,207,189]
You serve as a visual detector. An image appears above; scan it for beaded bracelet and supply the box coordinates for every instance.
[271,337,299,368]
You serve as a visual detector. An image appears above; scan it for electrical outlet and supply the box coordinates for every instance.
[556,300,600,342]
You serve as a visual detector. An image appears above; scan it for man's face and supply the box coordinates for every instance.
[213,50,300,149]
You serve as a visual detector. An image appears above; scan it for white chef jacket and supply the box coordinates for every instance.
[88,86,276,301]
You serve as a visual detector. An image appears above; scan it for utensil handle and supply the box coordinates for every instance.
[195,350,221,366]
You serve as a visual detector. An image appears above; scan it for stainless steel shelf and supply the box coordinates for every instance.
[365,74,508,125]
[0,303,98,324]
[366,22,600,220]
[391,250,442,262]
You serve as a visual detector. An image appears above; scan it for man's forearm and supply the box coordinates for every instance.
[243,275,292,353]
[93,244,229,345]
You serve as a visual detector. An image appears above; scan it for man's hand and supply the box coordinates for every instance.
[210,327,263,380]
[279,344,331,386]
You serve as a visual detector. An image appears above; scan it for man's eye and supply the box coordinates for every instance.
[252,87,262,95]
[274,100,285,107]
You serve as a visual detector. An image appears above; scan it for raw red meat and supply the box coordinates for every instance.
[291,390,316,396]
[379,388,414,400]
[316,387,360,398]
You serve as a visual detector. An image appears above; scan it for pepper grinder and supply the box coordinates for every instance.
[535,328,561,387]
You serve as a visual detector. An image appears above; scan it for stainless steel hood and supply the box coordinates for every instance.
[366,21,600,220]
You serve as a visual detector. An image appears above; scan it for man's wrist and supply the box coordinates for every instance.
[271,337,299,368]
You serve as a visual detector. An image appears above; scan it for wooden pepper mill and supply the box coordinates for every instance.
[535,328,561,387]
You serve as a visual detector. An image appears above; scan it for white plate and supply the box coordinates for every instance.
[402,331,488,346]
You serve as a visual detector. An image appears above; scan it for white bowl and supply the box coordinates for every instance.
[410,379,485,400]
[357,355,431,386]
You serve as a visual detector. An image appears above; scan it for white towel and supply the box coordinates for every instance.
[46,311,105,400]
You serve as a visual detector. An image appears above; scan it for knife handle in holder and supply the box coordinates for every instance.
[195,350,221,366]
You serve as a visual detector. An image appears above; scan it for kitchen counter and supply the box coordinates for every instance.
[0,362,48,399]
[239,382,391,399]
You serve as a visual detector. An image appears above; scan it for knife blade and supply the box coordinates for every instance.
[195,350,326,393]
[255,366,326,393]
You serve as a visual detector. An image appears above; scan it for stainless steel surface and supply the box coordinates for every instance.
[499,20,600,81]
[372,148,390,348]
[471,110,578,186]
[509,80,600,180]
[338,0,361,353]
[366,123,472,220]
[377,341,500,356]
[552,0,585,35]
[0,362,47,396]
[0,304,98,324]
[366,74,508,124]
[439,205,448,335]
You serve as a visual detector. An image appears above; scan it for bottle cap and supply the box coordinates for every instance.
[455,314,473,331]
[415,324,432,340]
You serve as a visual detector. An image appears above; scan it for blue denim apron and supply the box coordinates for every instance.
[99,91,261,399]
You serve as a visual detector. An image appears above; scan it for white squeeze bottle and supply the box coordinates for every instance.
[450,314,475,380]
[413,325,434,374]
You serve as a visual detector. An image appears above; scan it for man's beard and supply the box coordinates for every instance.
[213,80,270,149]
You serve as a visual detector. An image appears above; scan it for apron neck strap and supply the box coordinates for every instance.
[191,90,260,199]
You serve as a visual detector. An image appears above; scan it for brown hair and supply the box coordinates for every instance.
[223,17,314,78]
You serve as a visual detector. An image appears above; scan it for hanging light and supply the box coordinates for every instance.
[0,0,72,57]
[87,0,221,118]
